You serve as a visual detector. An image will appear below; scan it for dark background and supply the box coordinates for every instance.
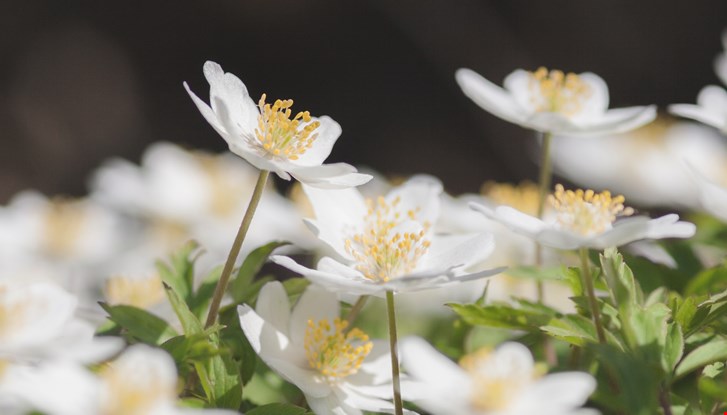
[1,0,725,201]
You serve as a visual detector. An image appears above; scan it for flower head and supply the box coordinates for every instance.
[470,184,695,250]
[238,281,408,414]
[402,337,598,415]
[272,176,503,296]
[184,61,371,188]
[455,67,656,136]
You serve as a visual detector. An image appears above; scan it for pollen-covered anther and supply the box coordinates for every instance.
[254,93,320,161]
[529,67,592,116]
[482,181,540,216]
[549,184,634,236]
[345,197,431,282]
[304,318,373,379]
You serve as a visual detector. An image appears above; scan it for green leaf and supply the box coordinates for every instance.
[229,241,289,303]
[500,266,563,281]
[247,403,312,415]
[164,283,204,335]
[663,322,684,376]
[99,302,178,345]
[541,314,598,346]
[675,338,727,380]
[685,264,727,296]
[600,248,643,307]
[196,336,243,409]
[623,302,670,351]
[156,240,200,305]
[282,277,311,301]
[161,334,220,364]
[449,302,554,331]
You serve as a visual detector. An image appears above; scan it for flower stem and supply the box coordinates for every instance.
[385,290,403,415]
[345,296,369,328]
[579,247,606,344]
[204,169,270,328]
[534,131,554,302]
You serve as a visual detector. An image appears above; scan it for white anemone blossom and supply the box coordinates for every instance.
[455,67,656,136]
[272,176,503,296]
[402,337,598,415]
[184,61,371,188]
[470,184,695,250]
[238,281,411,415]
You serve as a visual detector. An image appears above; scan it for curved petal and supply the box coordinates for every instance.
[290,163,373,189]
[687,162,727,222]
[265,356,332,398]
[470,202,547,237]
[303,184,367,259]
[422,232,495,271]
[456,68,529,125]
[385,175,442,227]
[271,256,380,296]
[570,72,609,123]
[237,304,291,361]
[183,82,229,139]
[503,69,537,114]
[513,372,596,413]
[289,284,340,348]
[255,281,291,335]
[669,103,726,130]
[203,61,259,134]
[306,393,352,415]
[577,105,657,136]
[336,383,416,415]
[293,116,343,166]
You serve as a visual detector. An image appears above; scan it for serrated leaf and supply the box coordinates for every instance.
[247,403,311,415]
[156,240,199,305]
[196,336,243,409]
[99,302,178,345]
[675,338,727,380]
[164,283,204,335]
[229,241,289,302]
[541,314,598,346]
[449,302,554,331]
[600,248,643,307]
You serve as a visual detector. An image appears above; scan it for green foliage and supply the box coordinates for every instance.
[98,302,178,345]
[246,403,313,415]
[229,241,289,304]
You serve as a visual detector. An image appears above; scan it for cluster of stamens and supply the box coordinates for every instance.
[549,184,633,236]
[529,67,591,117]
[104,275,165,310]
[460,348,543,411]
[254,94,320,161]
[43,199,86,258]
[304,317,373,379]
[482,181,540,216]
[344,196,431,282]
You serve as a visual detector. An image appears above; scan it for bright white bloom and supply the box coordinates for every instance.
[238,281,408,415]
[455,67,656,136]
[184,61,371,188]
[0,279,122,364]
[272,176,502,296]
[470,184,695,250]
[686,162,727,223]
[402,337,598,415]
[550,119,727,209]
[669,85,727,133]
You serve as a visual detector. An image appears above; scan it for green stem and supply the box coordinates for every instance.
[385,291,403,415]
[534,131,553,302]
[204,169,270,328]
[345,296,369,329]
[579,247,606,344]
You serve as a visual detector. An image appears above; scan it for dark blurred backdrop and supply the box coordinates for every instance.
[1,0,725,201]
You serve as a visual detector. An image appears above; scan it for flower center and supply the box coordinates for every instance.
[197,154,250,217]
[529,67,591,117]
[304,317,372,379]
[100,362,173,415]
[344,196,431,282]
[255,94,320,161]
[482,181,540,216]
[549,184,633,237]
[43,198,87,259]
[104,275,165,310]
[0,287,30,340]
[460,348,544,411]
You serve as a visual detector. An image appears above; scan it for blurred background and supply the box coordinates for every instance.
[1,0,726,201]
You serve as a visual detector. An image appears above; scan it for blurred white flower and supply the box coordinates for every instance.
[686,162,727,223]
[471,184,695,250]
[402,337,598,415]
[103,273,166,310]
[714,29,727,86]
[455,67,655,136]
[184,61,371,188]
[669,85,727,132]
[272,176,502,296]
[238,282,408,415]
[90,141,315,267]
[0,279,122,364]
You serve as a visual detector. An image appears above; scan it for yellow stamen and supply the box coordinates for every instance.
[529,67,591,117]
[104,275,165,310]
[481,181,540,216]
[43,198,87,259]
[549,184,634,236]
[99,361,173,415]
[304,317,373,379]
[255,94,320,161]
[344,196,431,282]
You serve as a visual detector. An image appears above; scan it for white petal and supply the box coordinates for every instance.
[336,383,410,415]
[669,103,726,130]
[579,105,657,136]
[292,116,342,166]
[237,304,291,361]
[303,184,367,259]
[203,61,258,133]
[265,356,332,398]
[255,281,291,335]
[687,162,727,222]
[643,214,696,239]
[456,68,529,125]
[570,72,610,123]
[503,69,537,114]
[307,393,351,415]
[422,233,495,271]
[400,337,469,394]
[183,81,229,139]
[290,163,373,189]
[271,255,380,296]
[386,175,442,227]
[470,203,547,237]
[289,284,340,347]
[514,372,596,412]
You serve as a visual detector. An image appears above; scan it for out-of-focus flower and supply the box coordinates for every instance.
[103,273,166,310]
[272,176,502,296]
[0,279,122,364]
[455,67,655,136]
[669,85,727,133]
[90,141,314,267]
[714,29,727,86]
[184,61,370,188]
[686,162,727,223]
[550,119,727,209]
[238,282,408,415]
[471,184,695,250]
[402,337,598,415]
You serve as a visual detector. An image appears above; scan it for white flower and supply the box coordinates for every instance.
[455,67,656,136]
[184,61,371,188]
[402,337,598,415]
[669,85,727,133]
[271,176,502,296]
[238,281,408,415]
[714,29,727,86]
[685,162,727,223]
[470,184,695,250]
[0,279,122,364]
